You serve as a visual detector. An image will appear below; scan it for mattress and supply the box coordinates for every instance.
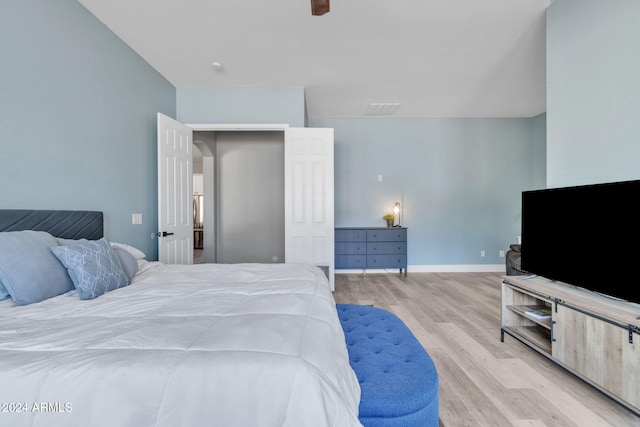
[0,261,362,427]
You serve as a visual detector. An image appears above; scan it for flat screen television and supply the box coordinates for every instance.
[521,179,640,305]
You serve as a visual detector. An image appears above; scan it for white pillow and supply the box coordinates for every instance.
[136,259,159,275]
[112,246,139,280]
[110,242,146,260]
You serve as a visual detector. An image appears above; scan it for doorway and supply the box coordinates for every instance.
[192,130,285,264]
[192,141,210,264]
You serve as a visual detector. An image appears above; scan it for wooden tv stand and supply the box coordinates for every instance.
[501,275,640,416]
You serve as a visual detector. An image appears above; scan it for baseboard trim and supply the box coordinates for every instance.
[409,264,506,273]
[335,264,506,274]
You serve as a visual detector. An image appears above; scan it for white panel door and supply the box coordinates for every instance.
[284,127,335,290]
[157,113,193,264]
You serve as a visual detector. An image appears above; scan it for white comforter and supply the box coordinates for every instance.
[0,262,362,427]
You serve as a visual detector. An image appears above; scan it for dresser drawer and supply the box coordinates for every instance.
[366,255,407,268]
[366,242,406,255]
[336,255,366,269]
[336,242,366,255]
[366,229,407,242]
[335,229,367,242]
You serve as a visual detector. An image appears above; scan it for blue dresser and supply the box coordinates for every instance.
[335,227,407,275]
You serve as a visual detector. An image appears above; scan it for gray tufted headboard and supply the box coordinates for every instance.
[0,210,103,240]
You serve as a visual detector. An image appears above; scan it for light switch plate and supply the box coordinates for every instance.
[132,213,143,225]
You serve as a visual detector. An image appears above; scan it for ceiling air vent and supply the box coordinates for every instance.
[365,102,401,115]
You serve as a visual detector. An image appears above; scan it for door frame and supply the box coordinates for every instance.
[188,124,290,132]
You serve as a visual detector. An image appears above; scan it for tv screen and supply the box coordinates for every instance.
[521,179,640,305]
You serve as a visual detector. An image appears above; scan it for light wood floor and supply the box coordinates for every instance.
[333,272,640,427]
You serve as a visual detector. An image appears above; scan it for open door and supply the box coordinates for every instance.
[157,113,193,264]
[284,127,335,290]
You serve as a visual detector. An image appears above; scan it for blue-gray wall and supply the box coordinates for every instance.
[0,0,176,260]
[177,88,305,126]
[3,0,630,271]
[1,0,547,270]
[178,90,546,269]
[547,0,640,187]
[310,117,546,269]
[531,113,547,190]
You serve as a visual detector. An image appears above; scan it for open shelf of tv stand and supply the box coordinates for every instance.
[501,275,640,416]
[504,305,551,351]
[502,283,553,354]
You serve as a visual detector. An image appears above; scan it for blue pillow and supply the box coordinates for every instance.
[55,237,88,245]
[112,246,139,280]
[51,238,129,300]
[0,281,10,301]
[0,231,75,306]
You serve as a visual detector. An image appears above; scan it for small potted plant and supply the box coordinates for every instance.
[382,213,395,228]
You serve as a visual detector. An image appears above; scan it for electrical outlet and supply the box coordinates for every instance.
[499,250,505,257]
[378,175,383,182]
[480,250,485,257]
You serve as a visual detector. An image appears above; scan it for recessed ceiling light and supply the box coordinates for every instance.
[366,102,401,115]
[211,62,224,71]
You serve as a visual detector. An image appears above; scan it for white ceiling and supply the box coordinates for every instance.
[78,0,550,119]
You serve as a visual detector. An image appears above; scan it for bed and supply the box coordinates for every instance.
[0,210,362,427]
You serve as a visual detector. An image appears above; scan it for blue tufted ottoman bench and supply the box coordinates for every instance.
[337,304,439,427]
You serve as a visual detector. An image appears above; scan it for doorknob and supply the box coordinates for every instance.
[158,231,175,237]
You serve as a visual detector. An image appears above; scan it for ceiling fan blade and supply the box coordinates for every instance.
[311,0,330,16]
